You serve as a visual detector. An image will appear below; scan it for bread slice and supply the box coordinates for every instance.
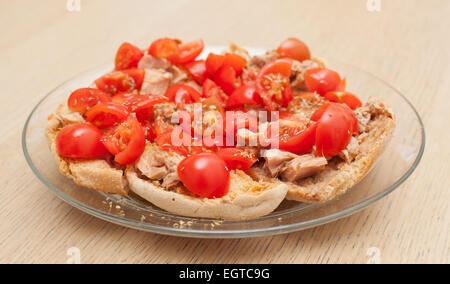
[126,168,288,220]
[46,104,128,195]
[284,98,395,203]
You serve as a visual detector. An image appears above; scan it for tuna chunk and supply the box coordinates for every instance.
[136,145,184,189]
[140,69,173,96]
[264,149,297,177]
[138,55,171,70]
[249,51,278,68]
[280,155,327,182]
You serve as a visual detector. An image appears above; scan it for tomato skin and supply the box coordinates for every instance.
[324,91,362,110]
[85,102,130,129]
[202,79,228,102]
[311,102,358,135]
[165,84,201,110]
[223,53,247,76]
[102,117,146,165]
[305,68,341,96]
[56,124,107,159]
[312,103,356,157]
[214,65,237,95]
[215,148,257,172]
[277,38,311,62]
[277,123,317,155]
[170,39,204,64]
[111,92,141,107]
[148,38,179,59]
[185,60,207,85]
[178,153,230,198]
[68,88,112,114]
[140,120,156,143]
[95,69,145,95]
[128,95,168,121]
[226,83,262,108]
[115,42,144,71]
[205,53,226,77]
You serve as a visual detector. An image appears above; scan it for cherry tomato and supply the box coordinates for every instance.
[95,69,145,95]
[313,103,355,157]
[67,88,111,114]
[56,124,107,159]
[165,84,201,110]
[140,120,157,143]
[114,42,144,71]
[170,39,204,64]
[277,123,317,155]
[277,38,311,62]
[256,59,293,110]
[111,92,141,107]
[185,60,207,85]
[85,102,129,129]
[202,79,228,103]
[128,95,169,121]
[205,53,226,77]
[148,38,179,59]
[223,53,247,76]
[226,83,262,108]
[214,65,237,95]
[305,68,341,96]
[324,91,362,110]
[178,153,230,198]
[101,117,146,165]
[311,102,358,135]
[215,148,257,172]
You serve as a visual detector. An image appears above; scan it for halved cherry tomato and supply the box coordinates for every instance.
[311,102,358,135]
[314,103,353,157]
[226,83,262,108]
[223,53,247,76]
[277,123,317,155]
[178,153,230,198]
[256,59,293,110]
[140,120,157,143]
[67,88,111,114]
[170,39,204,64]
[202,94,225,115]
[205,53,226,77]
[277,38,311,62]
[128,95,169,121]
[56,124,107,159]
[154,116,174,137]
[115,42,144,71]
[111,92,141,107]
[185,60,207,85]
[214,65,237,95]
[324,91,362,110]
[215,148,257,172]
[148,38,180,59]
[95,69,145,95]
[202,79,228,103]
[165,84,201,110]
[85,102,129,129]
[304,68,341,96]
[101,117,146,165]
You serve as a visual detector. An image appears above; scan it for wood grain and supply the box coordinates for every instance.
[0,0,448,264]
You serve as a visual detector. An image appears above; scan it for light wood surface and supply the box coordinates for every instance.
[0,0,449,264]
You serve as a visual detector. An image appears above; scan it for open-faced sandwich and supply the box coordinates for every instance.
[46,37,395,220]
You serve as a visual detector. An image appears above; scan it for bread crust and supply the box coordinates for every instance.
[126,169,288,220]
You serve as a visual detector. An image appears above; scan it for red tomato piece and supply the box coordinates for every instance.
[205,53,226,78]
[68,88,112,114]
[226,83,262,108]
[128,95,169,121]
[202,79,228,102]
[215,148,257,172]
[148,38,180,59]
[115,42,144,71]
[223,53,247,76]
[214,65,237,95]
[85,102,129,129]
[277,123,317,155]
[277,38,311,62]
[101,117,146,165]
[324,91,362,110]
[311,102,358,135]
[140,120,157,143]
[165,84,201,110]
[111,92,141,108]
[304,68,341,96]
[185,60,207,85]
[95,69,145,95]
[178,153,230,198]
[170,39,204,64]
[56,124,107,159]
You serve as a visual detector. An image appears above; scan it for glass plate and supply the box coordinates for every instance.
[22,47,425,238]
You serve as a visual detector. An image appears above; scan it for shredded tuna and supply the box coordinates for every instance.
[264,149,297,177]
[138,55,171,70]
[280,155,327,182]
[140,69,172,96]
[249,51,278,68]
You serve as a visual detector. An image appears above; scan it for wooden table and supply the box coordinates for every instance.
[1,0,448,264]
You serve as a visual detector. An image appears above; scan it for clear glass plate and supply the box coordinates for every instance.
[22,47,425,238]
